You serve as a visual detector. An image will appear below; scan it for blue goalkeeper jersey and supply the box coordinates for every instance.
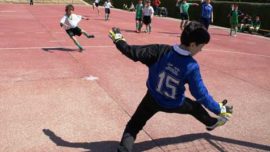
[115,41,221,115]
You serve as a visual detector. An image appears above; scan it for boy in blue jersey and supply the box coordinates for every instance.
[200,0,213,29]
[109,21,233,152]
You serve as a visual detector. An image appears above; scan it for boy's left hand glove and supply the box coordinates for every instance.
[219,99,233,118]
[109,27,125,43]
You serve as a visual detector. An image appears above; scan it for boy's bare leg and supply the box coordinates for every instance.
[81,30,95,38]
[184,20,189,29]
[180,20,184,29]
[70,36,84,51]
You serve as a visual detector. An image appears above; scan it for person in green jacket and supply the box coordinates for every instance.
[229,4,240,36]
[176,0,199,30]
[135,0,144,32]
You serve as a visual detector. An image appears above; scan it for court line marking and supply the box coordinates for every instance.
[0,45,115,50]
[204,48,270,58]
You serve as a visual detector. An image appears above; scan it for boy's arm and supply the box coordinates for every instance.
[81,16,89,20]
[187,64,221,115]
[109,27,171,66]
[60,16,66,27]
[115,40,171,66]
[191,3,199,6]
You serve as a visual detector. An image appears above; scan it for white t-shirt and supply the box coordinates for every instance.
[143,6,154,16]
[60,14,82,30]
[95,0,99,3]
[104,2,112,8]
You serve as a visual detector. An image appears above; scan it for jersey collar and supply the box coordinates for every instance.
[173,45,191,56]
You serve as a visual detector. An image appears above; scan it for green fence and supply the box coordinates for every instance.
[105,0,270,30]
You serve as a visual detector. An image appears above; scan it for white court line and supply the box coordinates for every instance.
[0,10,16,13]
[204,49,270,58]
[0,45,115,50]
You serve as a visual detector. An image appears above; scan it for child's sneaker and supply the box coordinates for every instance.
[206,116,228,131]
[87,35,95,38]
[78,46,84,52]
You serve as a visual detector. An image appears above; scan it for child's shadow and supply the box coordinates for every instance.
[42,129,270,152]
[42,47,77,52]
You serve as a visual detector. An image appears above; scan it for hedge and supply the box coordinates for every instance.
[84,0,270,30]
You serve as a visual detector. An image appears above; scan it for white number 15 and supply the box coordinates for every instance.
[156,71,180,99]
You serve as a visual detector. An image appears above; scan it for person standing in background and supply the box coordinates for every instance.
[152,0,161,15]
[200,0,213,29]
[176,0,199,30]
[142,0,154,33]
[104,0,113,21]
[135,0,144,32]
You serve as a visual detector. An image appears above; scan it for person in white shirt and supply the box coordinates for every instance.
[60,4,94,51]
[92,0,100,15]
[143,0,154,33]
[104,0,113,21]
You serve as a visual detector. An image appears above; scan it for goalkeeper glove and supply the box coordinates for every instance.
[109,27,125,43]
[219,99,233,118]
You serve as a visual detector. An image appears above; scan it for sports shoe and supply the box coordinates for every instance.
[87,35,95,38]
[78,46,84,52]
[206,116,228,131]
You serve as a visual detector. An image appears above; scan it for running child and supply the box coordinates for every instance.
[135,0,144,32]
[104,0,113,21]
[109,21,233,152]
[142,0,154,33]
[60,4,94,51]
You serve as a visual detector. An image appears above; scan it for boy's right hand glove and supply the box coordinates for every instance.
[109,27,125,43]
[219,99,233,118]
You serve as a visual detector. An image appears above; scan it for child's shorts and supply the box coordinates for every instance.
[143,16,151,25]
[105,8,110,14]
[180,13,189,20]
[136,17,142,21]
[94,2,99,7]
[66,27,82,37]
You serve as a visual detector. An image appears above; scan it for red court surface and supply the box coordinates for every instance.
[0,3,270,152]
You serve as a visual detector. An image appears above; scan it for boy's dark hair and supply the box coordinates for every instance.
[65,4,74,12]
[181,21,210,46]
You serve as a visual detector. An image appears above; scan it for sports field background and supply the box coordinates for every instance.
[0,3,269,152]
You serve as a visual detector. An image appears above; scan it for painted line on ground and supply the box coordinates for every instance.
[204,49,270,58]
[0,45,115,50]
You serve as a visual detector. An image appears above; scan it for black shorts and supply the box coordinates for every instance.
[105,8,110,14]
[65,27,82,37]
[94,2,99,7]
[136,17,142,21]
[180,13,189,20]
[143,16,151,25]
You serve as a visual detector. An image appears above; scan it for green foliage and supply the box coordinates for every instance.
[85,0,270,30]
[214,0,270,3]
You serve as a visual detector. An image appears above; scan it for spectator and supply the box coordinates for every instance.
[249,16,261,33]
[228,4,239,36]
[143,0,154,33]
[29,0,33,5]
[152,0,161,15]
[176,0,199,30]
[239,14,248,32]
[135,0,144,32]
[129,2,135,12]
[123,4,128,10]
[159,7,168,17]
[200,0,213,30]
[104,0,113,21]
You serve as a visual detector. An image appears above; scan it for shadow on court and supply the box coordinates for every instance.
[43,129,270,152]
[42,47,78,52]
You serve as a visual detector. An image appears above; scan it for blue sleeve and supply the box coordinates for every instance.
[187,64,221,115]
